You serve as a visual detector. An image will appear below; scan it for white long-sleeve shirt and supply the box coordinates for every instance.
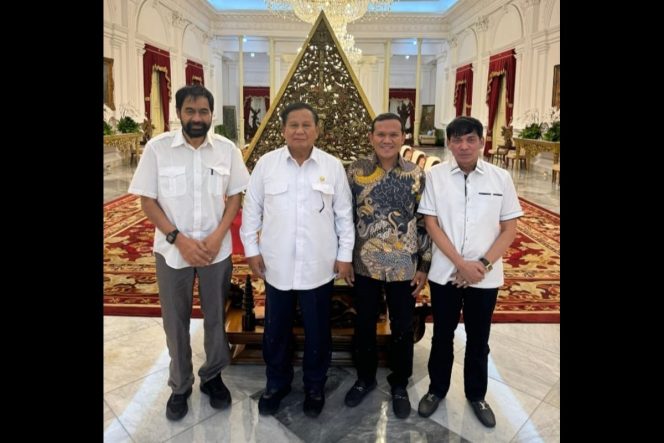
[128,130,250,269]
[240,146,354,290]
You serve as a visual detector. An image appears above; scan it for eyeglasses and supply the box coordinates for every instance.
[318,192,325,213]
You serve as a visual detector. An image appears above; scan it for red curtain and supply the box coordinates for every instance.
[243,86,270,142]
[185,60,204,86]
[454,64,473,117]
[484,49,516,155]
[143,44,172,131]
[389,88,416,139]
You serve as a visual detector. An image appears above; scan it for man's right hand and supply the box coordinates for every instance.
[176,235,214,267]
[246,255,266,279]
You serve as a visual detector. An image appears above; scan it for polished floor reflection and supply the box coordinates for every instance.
[104,149,560,442]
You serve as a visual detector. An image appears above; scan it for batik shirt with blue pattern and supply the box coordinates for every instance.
[346,154,432,281]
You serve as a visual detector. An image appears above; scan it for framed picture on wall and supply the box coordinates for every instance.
[552,64,560,109]
[420,104,435,133]
[104,57,115,110]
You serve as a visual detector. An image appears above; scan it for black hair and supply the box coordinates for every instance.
[280,102,319,125]
[175,84,214,113]
[371,113,404,133]
[446,116,483,140]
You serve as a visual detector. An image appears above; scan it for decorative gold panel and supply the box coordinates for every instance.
[244,11,376,171]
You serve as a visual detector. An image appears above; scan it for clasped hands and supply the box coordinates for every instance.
[453,259,488,288]
[177,234,221,267]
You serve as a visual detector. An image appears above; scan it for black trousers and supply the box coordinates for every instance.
[427,280,498,401]
[263,280,334,394]
[352,274,415,389]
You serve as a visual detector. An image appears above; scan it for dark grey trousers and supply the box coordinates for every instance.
[155,253,232,394]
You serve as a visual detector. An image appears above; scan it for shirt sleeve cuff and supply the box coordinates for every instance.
[336,248,353,262]
[243,244,260,258]
[417,207,437,216]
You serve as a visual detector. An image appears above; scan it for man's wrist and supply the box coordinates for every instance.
[479,257,493,272]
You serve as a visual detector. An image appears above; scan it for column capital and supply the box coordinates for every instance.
[474,15,489,32]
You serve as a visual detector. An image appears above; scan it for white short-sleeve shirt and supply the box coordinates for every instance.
[128,130,250,269]
[418,158,523,288]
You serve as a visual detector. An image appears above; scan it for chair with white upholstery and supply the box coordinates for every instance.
[400,145,413,161]
[423,155,441,171]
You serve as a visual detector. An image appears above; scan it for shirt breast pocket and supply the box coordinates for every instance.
[476,191,502,216]
[208,166,230,196]
[311,182,335,214]
[158,166,187,198]
[264,181,289,213]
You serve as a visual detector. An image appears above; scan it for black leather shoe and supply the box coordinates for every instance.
[391,386,411,419]
[418,392,442,417]
[344,379,377,407]
[166,387,192,421]
[303,391,325,418]
[258,386,291,416]
[200,375,232,409]
[469,400,496,428]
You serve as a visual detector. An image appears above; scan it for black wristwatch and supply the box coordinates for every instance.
[166,229,179,244]
[479,257,493,272]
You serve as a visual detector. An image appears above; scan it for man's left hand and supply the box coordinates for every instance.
[410,271,428,297]
[335,261,354,286]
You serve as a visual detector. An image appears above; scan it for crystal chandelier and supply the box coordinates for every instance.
[265,1,396,64]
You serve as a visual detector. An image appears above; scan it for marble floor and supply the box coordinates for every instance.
[103,149,560,442]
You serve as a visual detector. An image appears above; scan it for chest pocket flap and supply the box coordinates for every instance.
[208,165,230,196]
[159,166,187,198]
[311,182,334,195]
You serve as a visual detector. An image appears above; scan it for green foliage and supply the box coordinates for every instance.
[542,120,560,141]
[103,120,114,135]
[214,124,229,138]
[518,123,542,139]
[117,116,141,133]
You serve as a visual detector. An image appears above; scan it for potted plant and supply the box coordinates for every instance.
[518,123,542,139]
[117,116,141,133]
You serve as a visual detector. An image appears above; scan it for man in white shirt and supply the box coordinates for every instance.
[129,84,250,421]
[416,116,523,428]
[240,102,354,418]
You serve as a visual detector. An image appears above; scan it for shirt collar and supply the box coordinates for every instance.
[171,130,212,149]
[283,145,320,164]
[370,152,407,171]
[449,156,486,175]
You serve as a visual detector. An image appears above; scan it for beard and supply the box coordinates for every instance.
[183,121,211,138]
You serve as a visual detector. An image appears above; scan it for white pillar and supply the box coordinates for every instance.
[269,37,276,99]
[211,48,224,126]
[414,38,422,144]
[383,40,391,113]
[134,40,146,119]
[238,36,245,148]
[434,50,448,128]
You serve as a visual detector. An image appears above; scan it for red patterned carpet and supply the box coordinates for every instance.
[104,194,559,322]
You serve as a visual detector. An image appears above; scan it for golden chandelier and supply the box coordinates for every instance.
[265,1,397,63]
